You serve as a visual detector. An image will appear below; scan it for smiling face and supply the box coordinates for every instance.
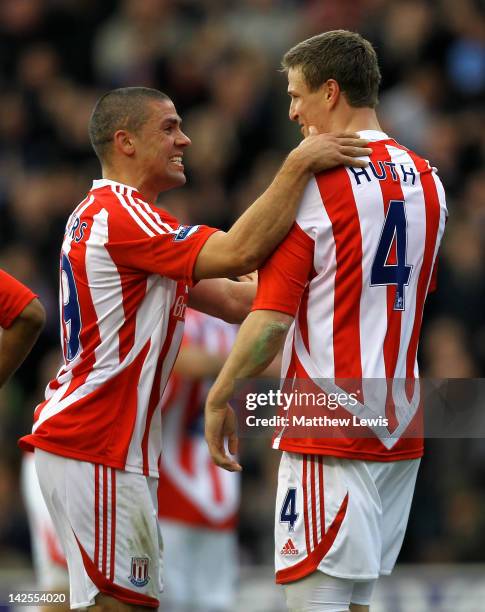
[133,98,191,192]
[287,67,330,137]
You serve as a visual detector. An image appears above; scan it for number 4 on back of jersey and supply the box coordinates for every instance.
[370,199,413,311]
[280,488,299,532]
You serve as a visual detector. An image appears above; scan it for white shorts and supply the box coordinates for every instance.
[21,452,69,590]
[34,449,162,609]
[284,571,376,611]
[275,452,420,583]
[159,520,237,611]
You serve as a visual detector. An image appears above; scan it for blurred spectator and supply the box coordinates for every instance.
[93,0,180,87]
[423,318,479,378]
[443,0,485,100]
[223,0,301,61]
[379,66,443,153]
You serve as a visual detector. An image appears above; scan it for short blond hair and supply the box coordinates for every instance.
[282,30,381,108]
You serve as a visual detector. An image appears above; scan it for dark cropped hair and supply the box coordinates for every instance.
[282,30,381,108]
[88,87,170,162]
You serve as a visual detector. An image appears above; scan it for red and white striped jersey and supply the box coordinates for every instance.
[252,131,447,461]
[158,309,240,529]
[19,179,218,476]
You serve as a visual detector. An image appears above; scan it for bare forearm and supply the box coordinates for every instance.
[226,280,256,322]
[208,311,290,403]
[205,310,291,472]
[224,153,310,272]
[0,320,43,387]
[0,298,45,387]
[188,278,256,323]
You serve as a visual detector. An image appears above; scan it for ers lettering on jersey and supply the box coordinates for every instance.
[252,132,447,461]
[19,180,218,477]
[158,309,239,529]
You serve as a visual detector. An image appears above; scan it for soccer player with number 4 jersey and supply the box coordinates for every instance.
[18,85,371,611]
[206,31,447,612]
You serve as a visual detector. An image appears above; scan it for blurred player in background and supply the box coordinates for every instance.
[21,451,69,611]
[18,86,371,611]
[158,308,239,612]
[0,269,45,388]
[206,31,447,612]
[22,350,70,612]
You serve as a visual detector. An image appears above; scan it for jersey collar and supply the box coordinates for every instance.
[91,178,138,193]
[357,129,390,141]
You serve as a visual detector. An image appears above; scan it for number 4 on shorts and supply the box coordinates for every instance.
[280,488,299,532]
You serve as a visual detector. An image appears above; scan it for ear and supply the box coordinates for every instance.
[113,130,135,157]
[323,79,340,110]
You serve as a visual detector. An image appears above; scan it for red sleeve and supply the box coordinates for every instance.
[252,223,314,316]
[0,270,37,329]
[106,206,219,286]
[428,257,439,294]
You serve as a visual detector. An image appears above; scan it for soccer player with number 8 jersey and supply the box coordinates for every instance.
[206,31,447,612]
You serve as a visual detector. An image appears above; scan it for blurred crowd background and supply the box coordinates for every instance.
[0,0,484,577]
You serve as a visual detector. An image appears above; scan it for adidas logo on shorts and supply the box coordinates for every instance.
[281,538,299,555]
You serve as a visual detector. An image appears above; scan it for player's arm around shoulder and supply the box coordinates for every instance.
[193,131,371,280]
[188,276,256,324]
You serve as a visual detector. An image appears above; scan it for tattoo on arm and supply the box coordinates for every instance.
[250,321,289,370]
